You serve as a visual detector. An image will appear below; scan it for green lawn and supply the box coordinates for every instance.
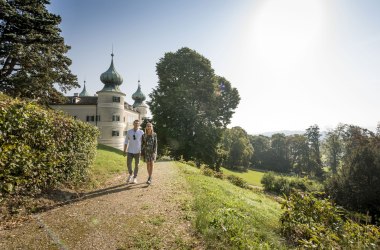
[221,167,265,187]
[178,162,287,249]
[90,144,128,186]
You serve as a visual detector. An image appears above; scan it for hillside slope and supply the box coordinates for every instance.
[1,144,288,249]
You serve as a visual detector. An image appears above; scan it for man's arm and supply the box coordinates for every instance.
[123,133,129,156]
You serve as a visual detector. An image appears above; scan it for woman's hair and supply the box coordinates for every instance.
[145,122,154,135]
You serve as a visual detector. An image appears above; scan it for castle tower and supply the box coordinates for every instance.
[79,80,90,96]
[96,53,127,149]
[132,80,148,120]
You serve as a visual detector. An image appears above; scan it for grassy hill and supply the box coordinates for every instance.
[91,145,288,248]
[220,167,265,187]
[178,162,287,249]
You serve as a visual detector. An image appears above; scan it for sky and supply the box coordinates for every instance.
[48,0,380,135]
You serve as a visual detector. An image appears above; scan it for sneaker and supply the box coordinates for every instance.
[133,178,138,184]
[146,177,152,185]
[127,175,133,184]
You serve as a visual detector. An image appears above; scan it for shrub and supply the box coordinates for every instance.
[200,165,214,177]
[200,165,225,180]
[261,172,323,196]
[273,177,291,195]
[0,94,99,196]
[213,171,225,179]
[186,161,197,167]
[261,171,276,190]
[281,191,380,249]
[226,175,249,189]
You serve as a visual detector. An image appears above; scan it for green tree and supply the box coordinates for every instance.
[322,126,344,174]
[249,134,270,168]
[270,133,291,173]
[305,125,323,178]
[220,127,253,170]
[326,125,380,223]
[148,47,240,166]
[0,0,78,104]
[287,134,309,175]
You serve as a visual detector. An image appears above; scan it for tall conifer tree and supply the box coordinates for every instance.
[0,0,78,104]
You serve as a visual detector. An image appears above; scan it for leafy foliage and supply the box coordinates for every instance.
[304,125,323,178]
[249,134,271,168]
[0,0,78,104]
[281,192,380,249]
[325,125,380,223]
[0,94,99,196]
[219,127,253,171]
[322,126,344,174]
[261,172,323,196]
[226,174,250,189]
[148,47,240,166]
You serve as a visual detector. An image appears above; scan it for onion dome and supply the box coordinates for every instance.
[132,80,146,107]
[99,53,123,92]
[79,80,90,96]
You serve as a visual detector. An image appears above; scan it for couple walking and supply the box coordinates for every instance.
[123,120,157,185]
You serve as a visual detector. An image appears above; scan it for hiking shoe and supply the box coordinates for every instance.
[133,178,138,184]
[127,175,133,184]
[146,176,152,185]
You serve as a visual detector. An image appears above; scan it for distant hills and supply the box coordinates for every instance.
[254,130,328,140]
[256,130,305,137]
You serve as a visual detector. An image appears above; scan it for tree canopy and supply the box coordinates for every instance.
[148,47,240,166]
[220,126,253,171]
[325,125,380,222]
[0,0,78,104]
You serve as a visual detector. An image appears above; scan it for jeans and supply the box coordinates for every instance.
[127,153,140,178]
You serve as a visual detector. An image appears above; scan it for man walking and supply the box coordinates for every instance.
[124,119,144,184]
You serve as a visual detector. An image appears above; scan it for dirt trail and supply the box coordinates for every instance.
[0,161,204,249]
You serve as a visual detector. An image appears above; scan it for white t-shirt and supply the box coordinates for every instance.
[124,129,144,154]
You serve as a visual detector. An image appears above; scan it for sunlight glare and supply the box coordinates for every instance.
[250,0,325,69]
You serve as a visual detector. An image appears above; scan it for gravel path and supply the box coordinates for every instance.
[0,161,204,249]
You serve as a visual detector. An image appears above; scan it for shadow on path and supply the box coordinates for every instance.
[36,182,149,213]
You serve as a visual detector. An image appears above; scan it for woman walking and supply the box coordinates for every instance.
[142,122,157,185]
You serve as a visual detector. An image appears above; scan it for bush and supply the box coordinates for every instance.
[0,94,99,196]
[261,172,323,196]
[226,175,249,189]
[200,165,214,177]
[200,165,225,180]
[261,171,276,190]
[281,191,380,249]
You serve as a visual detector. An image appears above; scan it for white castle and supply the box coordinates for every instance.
[50,53,148,150]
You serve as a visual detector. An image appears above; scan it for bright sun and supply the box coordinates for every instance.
[250,0,325,69]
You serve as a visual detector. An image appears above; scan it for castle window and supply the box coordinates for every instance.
[86,115,95,122]
[112,115,120,122]
[112,96,120,102]
[112,131,119,136]
[96,115,101,121]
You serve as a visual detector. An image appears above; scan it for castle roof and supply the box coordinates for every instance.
[132,80,146,107]
[79,81,90,96]
[67,96,98,105]
[99,53,123,92]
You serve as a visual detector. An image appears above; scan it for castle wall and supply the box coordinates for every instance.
[50,95,140,150]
